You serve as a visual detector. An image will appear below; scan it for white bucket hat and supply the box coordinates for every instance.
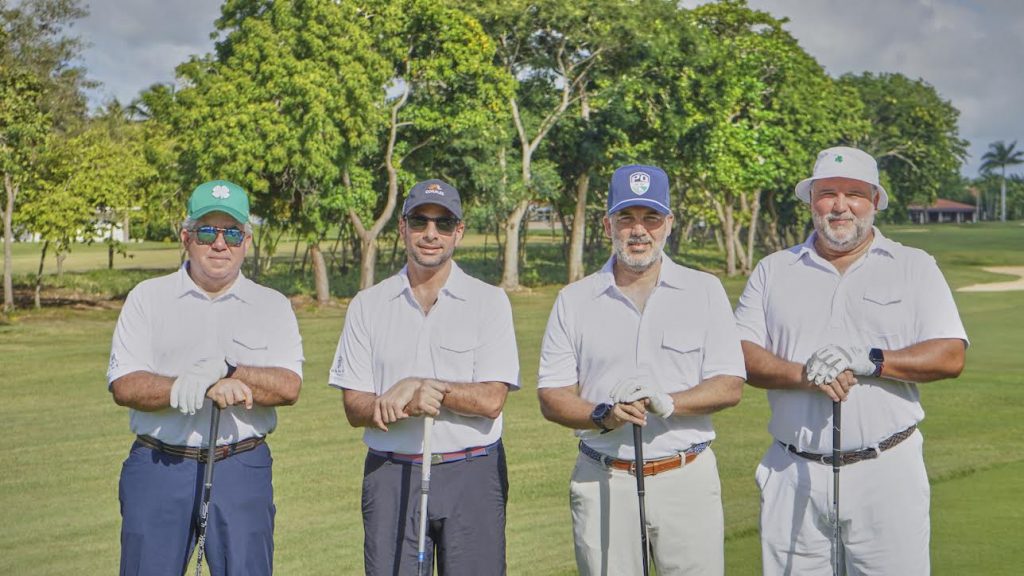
[794,146,888,210]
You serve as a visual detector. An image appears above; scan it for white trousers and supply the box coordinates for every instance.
[756,429,930,576]
[569,447,724,576]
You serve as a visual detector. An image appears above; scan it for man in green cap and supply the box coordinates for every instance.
[108,180,304,576]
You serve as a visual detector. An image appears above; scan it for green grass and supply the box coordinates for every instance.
[1,222,1022,575]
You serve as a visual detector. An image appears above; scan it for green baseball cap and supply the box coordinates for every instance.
[187,180,250,224]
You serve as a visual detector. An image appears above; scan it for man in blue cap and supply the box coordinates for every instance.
[108,180,304,576]
[537,165,746,575]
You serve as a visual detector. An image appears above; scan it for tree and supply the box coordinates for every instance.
[682,1,866,275]
[466,0,633,289]
[840,72,967,220]
[174,0,389,302]
[348,0,512,289]
[1,0,89,315]
[980,140,1024,222]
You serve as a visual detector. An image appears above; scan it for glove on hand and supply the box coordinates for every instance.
[170,357,228,415]
[608,376,675,419]
[805,344,873,385]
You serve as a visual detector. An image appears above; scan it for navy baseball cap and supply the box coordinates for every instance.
[402,179,463,219]
[607,165,671,215]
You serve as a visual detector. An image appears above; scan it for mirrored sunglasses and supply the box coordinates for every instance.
[193,225,246,247]
[405,214,460,234]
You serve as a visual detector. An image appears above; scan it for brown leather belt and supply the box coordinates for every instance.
[136,434,266,463]
[579,440,711,477]
[368,440,498,465]
[782,424,917,467]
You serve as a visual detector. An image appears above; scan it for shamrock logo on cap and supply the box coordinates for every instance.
[834,155,844,163]
[212,185,231,199]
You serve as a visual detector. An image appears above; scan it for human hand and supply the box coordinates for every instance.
[207,378,254,409]
[372,377,423,431]
[170,357,228,415]
[404,378,451,418]
[812,370,859,402]
[609,375,674,419]
[806,344,874,385]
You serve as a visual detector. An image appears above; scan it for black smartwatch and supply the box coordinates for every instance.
[869,348,884,377]
[225,360,238,379]
[591,403,613,433]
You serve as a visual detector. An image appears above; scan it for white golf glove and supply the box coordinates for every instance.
[805,344,874,385]
[170,357,228,415]
[608,376,675,419]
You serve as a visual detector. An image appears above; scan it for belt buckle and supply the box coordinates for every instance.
[430,454,444,465]
[628,461,639,476]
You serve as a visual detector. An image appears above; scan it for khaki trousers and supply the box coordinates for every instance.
[569,447,724,576]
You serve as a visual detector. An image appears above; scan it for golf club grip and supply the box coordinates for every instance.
[832,401,841,576]
[195,406,222,576]
[633,424,650,576]
[417,416,435,576]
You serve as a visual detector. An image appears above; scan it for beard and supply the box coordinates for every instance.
[612,232,666,273]
[812,210,875,252]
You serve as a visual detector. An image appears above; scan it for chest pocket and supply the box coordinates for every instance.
[435,331,476,382]
[859,285,906,347]
[661,331,703,381]
[230,335,269,367]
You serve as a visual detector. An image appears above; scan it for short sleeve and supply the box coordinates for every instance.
[537,292,579,389]
[107,286,153,386]
[700,278,747,380]
[328,293,374,392]
[734,261,769,347]
[472,289,521,388]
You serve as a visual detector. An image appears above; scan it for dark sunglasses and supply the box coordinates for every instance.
[405,214,460,234]
[192,225,246,247]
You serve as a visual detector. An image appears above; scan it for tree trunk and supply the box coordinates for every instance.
[713,197,738,276]
[56,251,66,279]
[567,171,590,283]
[359,237,379,290]
[123,212,131,244]
[310,242,330,306]
[1000,167,1007,222]
[499,198,531,290]
[743,190,762,275]
[2,173,15,314]
[35,240,49,309]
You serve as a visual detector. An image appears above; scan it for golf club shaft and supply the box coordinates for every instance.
[417,416,435,576]
[633,423,650,576]
[832,400,841,576]
[194,405,221,576]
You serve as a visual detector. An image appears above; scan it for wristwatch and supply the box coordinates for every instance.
[869,348,885,377]
[591,403,613,433]
[225,360,238,379]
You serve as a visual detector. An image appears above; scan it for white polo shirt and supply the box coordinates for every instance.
[329,262,520,454]
[734,228,968,453]
[538,255,746,460]
[107,265,304,447]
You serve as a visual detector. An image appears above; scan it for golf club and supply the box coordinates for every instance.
[194,405,221,576]
[632,423,650,576]
[832,400,842,576]
[417,416,435,576]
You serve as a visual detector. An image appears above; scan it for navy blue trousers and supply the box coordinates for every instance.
[118,440,275,576]
[362,440,509,576]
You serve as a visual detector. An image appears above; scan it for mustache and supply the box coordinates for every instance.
[626,236,652,245]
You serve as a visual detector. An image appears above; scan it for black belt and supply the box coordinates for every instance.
[781,425,917,467]
[136,434,265,463]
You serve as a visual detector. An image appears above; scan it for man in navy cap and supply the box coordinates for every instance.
[108,180,304,575]
[537,165,746,575]
[330,179,520,575]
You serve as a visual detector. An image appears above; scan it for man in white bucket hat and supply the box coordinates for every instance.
[734,146,968,575]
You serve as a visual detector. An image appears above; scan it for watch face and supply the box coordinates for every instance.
[869,348,884,363]
[592,403,611,420]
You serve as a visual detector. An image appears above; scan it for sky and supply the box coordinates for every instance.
[75,0,1024,177]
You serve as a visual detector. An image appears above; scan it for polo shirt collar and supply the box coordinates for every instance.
[176,263,252,303]
[791,226,897,265]
[389,261,470,302]
[592,252,685,298]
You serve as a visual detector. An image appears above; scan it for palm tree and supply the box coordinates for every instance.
[980,140,1024,222]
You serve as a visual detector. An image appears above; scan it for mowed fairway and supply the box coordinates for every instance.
[1,223,1022,575]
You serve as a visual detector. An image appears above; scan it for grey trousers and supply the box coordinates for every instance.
[361,440,509,576]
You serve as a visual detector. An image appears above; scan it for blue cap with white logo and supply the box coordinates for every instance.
[607,165,671,215]
[402,179,463,219]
